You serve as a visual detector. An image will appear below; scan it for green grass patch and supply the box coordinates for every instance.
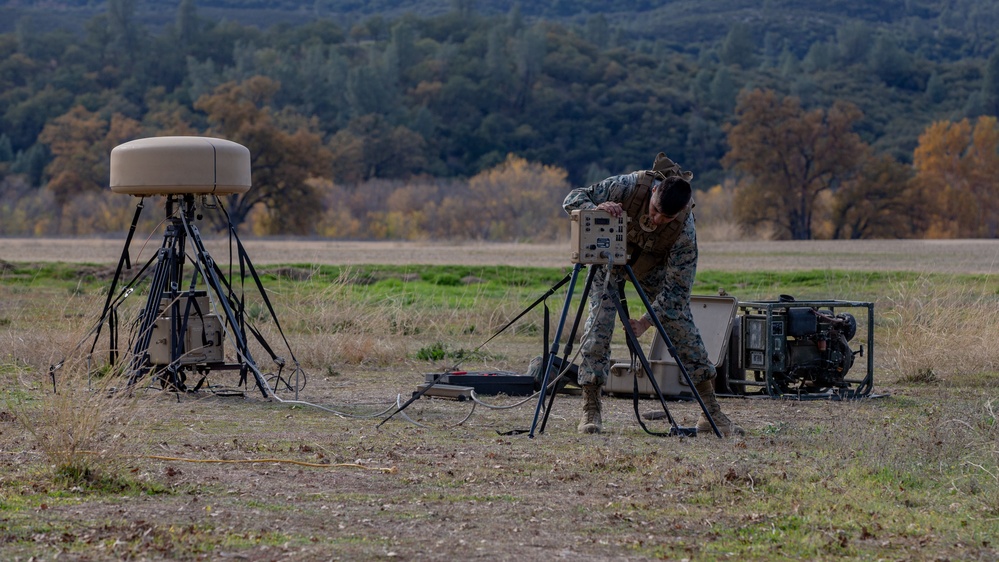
[3,262,989,318]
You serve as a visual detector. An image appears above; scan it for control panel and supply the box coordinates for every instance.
[569,209,629,265]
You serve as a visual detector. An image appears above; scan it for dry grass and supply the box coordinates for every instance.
[879,275,999,383]
[2,241,999,560]
[248,267,527,371]
[3,320,143,491]
[271,268,411,367]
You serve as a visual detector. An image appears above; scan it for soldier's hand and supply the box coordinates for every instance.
[595,202,624,217]
[629,317,652,337]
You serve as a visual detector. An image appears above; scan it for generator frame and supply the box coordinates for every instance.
[732,298,875,399]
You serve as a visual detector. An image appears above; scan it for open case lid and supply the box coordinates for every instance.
[110,136,251,196]
[647,295,738,365]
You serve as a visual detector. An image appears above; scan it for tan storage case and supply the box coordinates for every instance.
[147,295,224,366]
[606,295,737,397]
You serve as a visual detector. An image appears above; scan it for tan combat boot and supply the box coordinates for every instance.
[694,379,744,437]
[578,384,603,434]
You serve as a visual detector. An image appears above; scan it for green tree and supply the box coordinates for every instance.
[513,23,547,109]
[778,45,799,79]
[719,23,757,69]
[724,89,866,240]
[760,32,781,68]
[0,134,13,163]
[803,41,835,72]
[327,114,430,183]
[106,0,143,71]
[869,34,921,90]
[451,0,475,18]
[829,155,919,239]
[11,143,48,188]
[3,85,74,154]
[345,50,399,118]
[836,21,873,66]
[176,0,200,45]
[485,26,512,89]
[982,48,999,116]
[585,14,610,50]
[709,66,738,113]
[925,71,946,104]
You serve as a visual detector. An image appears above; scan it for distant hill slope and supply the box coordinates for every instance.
[3,0,993,61]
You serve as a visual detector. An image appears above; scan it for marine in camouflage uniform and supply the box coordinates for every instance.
[562,155,743,436]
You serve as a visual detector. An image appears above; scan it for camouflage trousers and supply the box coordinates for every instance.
[578,266,716,387]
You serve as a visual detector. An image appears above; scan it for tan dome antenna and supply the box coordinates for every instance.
[81,136,298,399]
[110,136,251,196]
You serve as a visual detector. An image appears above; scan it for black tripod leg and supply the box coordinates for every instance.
[538,265,596,433]
[128,234,179,386]
[91,198,144,367]
[181,216,270,398]
[529,263,582,438]
[605,287,685,436]
[623,265,721,438]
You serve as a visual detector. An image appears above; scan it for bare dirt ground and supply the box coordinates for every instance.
[2,237,998,561]
[4,236,999,273]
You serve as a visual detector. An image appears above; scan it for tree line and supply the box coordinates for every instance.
[1,0,998,239]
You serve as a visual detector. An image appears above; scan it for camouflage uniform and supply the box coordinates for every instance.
[563,172,714,387]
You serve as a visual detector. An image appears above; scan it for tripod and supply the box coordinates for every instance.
[528,260,722,438]
[94,194,275,397]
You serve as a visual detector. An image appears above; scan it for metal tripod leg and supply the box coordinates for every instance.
[537,264,597,434]
[604,281,688,436]
[91,198,144,367]
[529,262,702,437]
[128,219,185,387]
[622,265,721,438]
[179,207,271,398]
[528,263,582,438]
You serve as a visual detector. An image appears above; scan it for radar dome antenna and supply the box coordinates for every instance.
[86,136,294,399]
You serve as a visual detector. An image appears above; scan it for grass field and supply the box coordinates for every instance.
[1,239,998,560]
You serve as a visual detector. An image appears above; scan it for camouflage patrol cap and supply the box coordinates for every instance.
[652,152,694,181]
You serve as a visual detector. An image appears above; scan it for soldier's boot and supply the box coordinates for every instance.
[694,379,744,437]
[527,356,544,390]
[578,384,603,434]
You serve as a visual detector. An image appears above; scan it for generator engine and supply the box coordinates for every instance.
[739,297,867,395]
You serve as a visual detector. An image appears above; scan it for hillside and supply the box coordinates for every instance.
[0,0,997,238]
[3,0,993,58]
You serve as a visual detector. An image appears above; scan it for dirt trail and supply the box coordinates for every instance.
[2,237,998,273]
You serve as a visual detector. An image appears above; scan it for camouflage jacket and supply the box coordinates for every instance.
[563,172,699,324]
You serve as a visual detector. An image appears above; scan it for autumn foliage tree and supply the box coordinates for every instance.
[913,116,999,238]
[38,106,142,232]
[312,155,570,241]
[194,76,331,234]
[439,154,570,240]
[723,89,866,240]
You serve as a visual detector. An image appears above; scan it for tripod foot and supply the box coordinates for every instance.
[670,426,697,437]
